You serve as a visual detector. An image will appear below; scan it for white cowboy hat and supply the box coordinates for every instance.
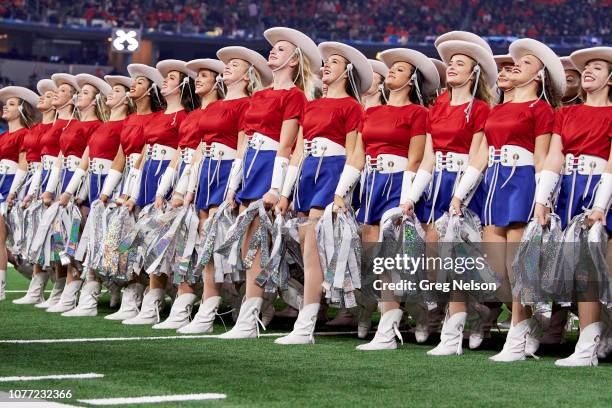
[216,46,273,87]
[560,56,579,72]
[156,59,196,80]
[436,40,498,88]
[51,73,80,92]
[569,47,612,72]
[509,38,566,96]
[0,86,40,108]
[127,64,164,89]
[36,79,56,96]
[318,41,373,94]
[104,75,132,89]
[494,54,514,68]
[369,59,389,78]
[75,73,112,96]
[434,31,493,54]
[378,48,440,94]
[186,59,225,76]
[264,27,321,71]
[430,58,447,87]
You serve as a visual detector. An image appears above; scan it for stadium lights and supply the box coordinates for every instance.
[111,28,141,53]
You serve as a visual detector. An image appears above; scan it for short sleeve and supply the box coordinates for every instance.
[281,88,306,121]
[533,102,554,136]
[470,101,490,133]
[343,101,363,134]
[553,107,566,135]
[409,106,427,138]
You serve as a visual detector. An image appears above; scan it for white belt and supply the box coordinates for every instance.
[247,132,280,151]
[435,151,469,172]
[365,154,408,174]
[89,158,112,175]
[564,154,607,176]
[304,137,346,157]
[126,153,141,168]
[202,142,237,161]
[62,155,81,171]
[181,147,195,164]
[488,145,534,167]
[0,159,18,175]
[147,144,177,161]
[42,155,58,171]
[28,162,42,172]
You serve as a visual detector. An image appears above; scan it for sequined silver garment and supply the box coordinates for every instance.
[75,200,108,278]
[118,204,164,275]
[101,205,136,282]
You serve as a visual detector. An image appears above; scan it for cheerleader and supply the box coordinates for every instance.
[533,47,612,366]
[560,56,582,106]
[149,58,228,330]
[452,39,564,362]
[347,48,438,350]
[402,39,496,354]
[0,87,39,300]
[177,52,263,334]
[362,59,388,109]
[218,27,313,339]
[12,79,57,305]
[274,41,369,344]
[122,60,196,325]
[103,65,166,322]
[42,73,107,313]
[58,74,133,317]
[494,55,515,103]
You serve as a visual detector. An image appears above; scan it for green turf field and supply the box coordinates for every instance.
[1,267,611,408]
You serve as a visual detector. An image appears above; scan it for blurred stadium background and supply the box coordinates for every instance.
[0,0,609,91]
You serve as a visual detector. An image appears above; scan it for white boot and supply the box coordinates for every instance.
[489,318,533,362]
[275,303,320,345]
[152,293,197,329]
[427,312,467,356]
[35,277,65,309]
[122,288,165,325]
[108,282,122,308]
[105,283,145,321]
[61,281,101,317]
[406,302,430,344]
[218,297,264,339]
[469,304,491,350]
[555,322,602,367]
[46,280,82,313]
[0,269,6,300]
[177,296,222,334]
[356,309,403,351]
[13,272,49,305]
[525,318,541,356]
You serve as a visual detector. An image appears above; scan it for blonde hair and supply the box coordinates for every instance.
[95,94,110,121]
[447,57,494,106]
[293,51,316,100]
[247,65,264,96]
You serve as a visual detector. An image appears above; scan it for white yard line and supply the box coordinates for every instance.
[0,331,361,344]
[0,373,104,382]
[78,393,226,405]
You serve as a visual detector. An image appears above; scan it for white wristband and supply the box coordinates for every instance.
[334,165,361,198]
[281,164,299,198]
[270,156,289,190]
[64,167,87,195]
[44,165,61,194]
[399,170,416,204]
[227,158,243,192]
[534,170,559,207]
[187,164,199,193]
[593,172,612,212]
[27,167,42,197]
[101,169,122,197]
[406,169,432,204]
[8,168,27,195]
[454,166,481,202]
[77,179,89,201]
[173,165,191,196]
[156,167,177,198]
[128,168,141,201]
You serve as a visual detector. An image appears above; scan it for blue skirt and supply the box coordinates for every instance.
[236,147,276,204]
[40,169,50,193]
[88,173,107,204]
[136,159,170,207]
[357,171,425,225]
[0,174,15,203]
[294,155,346,213]
[482,164,535,227]
[195,158,233,211]
[556,173,612,232]
[61,169,90,207]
